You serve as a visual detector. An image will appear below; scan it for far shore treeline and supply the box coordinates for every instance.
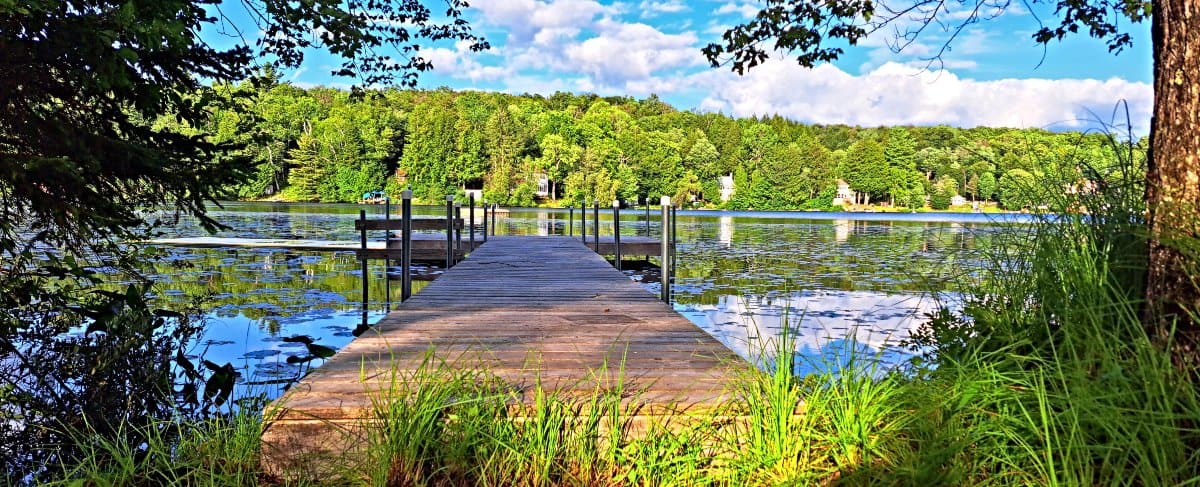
[190,72,1138,211]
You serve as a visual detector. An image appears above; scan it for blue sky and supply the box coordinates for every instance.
[209,1,1153,133]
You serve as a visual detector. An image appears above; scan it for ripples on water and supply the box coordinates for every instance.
[152,202,1007,399]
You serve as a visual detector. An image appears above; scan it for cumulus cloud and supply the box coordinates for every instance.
[694,61,1152,133]
[474,0,619,46]
[714,2,759,18]
[455,1,706,91]
[637,0,689,17]
[564,19,702,85]
[426,40,513,82]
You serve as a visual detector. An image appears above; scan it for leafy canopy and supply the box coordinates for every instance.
[0,0,487,250]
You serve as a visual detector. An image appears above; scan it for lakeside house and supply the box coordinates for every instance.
[535,172,551,199]
[719,174,735,202]
[832,180,854,206]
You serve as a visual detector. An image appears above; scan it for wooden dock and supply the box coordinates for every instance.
[260,236,742,474]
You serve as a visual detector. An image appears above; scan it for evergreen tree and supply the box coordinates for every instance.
[286,129,324,201]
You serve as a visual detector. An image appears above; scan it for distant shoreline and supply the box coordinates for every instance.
[215,200,1038,224]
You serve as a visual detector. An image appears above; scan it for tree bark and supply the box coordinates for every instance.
[1145,0,1200,366]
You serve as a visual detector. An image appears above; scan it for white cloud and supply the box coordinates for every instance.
[474,0,619,45]
[694,61,1152,133]
[715,2,759,18]
[564,19,702,85]
[704,21,730,36]
[638,0,689,17]
[426,41,513,82]
[459,2,706,91]
[288,66,308,81]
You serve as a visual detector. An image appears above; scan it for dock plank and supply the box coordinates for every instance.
[260,236,743,474]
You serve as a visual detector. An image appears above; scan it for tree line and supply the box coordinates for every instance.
[193,73,1135,212]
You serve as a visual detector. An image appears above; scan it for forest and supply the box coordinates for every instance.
[190,71,1135,212]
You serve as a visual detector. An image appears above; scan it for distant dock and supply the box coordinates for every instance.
[148,235,664,261]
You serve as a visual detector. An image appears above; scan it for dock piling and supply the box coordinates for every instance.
[613,200,622,270]
[401,190,412,301]
[644,200,650,237]
[445,196,454,268]
[455,202,462,264]
[469,194,475,254]
[592,201,600,252]
[660,196,670,303]
[569,207,574,236]
[383,197,393,268]
[359,209,369,325]
[671,205,677,302]
[482,201,488,243]
[581,201,587,245]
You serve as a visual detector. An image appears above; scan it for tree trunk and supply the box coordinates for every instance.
[1145,0,1200,366]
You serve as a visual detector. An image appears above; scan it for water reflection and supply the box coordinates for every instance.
[154,202,1008,400]
[718,215,733,247]
[834,219,850,242]
[678,291,938,375]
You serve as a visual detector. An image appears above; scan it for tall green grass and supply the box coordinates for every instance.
[351,351,721,486]
[902,132,1200,485]
[44,408,263,486]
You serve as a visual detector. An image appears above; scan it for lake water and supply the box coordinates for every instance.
[152,202,1019,399]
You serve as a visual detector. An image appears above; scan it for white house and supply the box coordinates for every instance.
[534,173,550,198]
[719,174,735,202]
[832,180,854,206]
